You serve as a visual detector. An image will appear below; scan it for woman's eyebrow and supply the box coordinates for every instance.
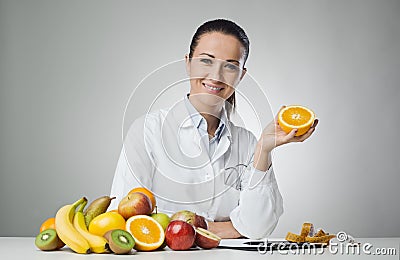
[199,53,240,64]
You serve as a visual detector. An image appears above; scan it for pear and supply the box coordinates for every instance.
[84,196,116,227]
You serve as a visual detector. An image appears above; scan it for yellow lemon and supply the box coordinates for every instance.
[88,211,126,236]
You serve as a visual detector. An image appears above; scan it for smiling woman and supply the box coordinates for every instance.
[187,19,249,117]
[185,32,246,137]
[109,19,318,239]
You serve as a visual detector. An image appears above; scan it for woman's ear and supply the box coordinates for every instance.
[240,67,247,80]
[185,54,190,76]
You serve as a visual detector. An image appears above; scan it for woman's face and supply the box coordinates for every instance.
[186,32,247,107]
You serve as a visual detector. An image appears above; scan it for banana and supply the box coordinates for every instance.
[73,201,109,253]
[55,197,91,254]
[84,196,116,227]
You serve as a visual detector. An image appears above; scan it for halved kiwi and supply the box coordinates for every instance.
[35,229,61,251]
[104,229,135,254]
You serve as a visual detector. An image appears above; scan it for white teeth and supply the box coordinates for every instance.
[204,84,222,91]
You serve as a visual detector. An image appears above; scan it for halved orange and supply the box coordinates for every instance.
[128,187,156,212]
[126,215,165,251]
[278,105,315,136]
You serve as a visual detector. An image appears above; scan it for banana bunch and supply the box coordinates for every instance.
[55,196,113,254]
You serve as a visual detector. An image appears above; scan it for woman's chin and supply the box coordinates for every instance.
[195,94,225,108]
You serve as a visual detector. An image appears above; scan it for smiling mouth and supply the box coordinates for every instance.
[202,83,224,93]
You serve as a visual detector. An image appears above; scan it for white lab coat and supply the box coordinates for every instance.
[109,98,283,239]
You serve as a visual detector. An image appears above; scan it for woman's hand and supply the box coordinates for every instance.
[207,221,243,239]
[253,106,319,171]
[261,106,319,151]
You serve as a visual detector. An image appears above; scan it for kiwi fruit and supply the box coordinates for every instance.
[35,229,62,251]
[103,230,113,243]
[56,238,65,249]
[104,229,135,254]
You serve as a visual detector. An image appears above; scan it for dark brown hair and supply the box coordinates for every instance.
[188,19,250,114]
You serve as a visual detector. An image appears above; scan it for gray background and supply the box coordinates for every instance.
[1,0,399,237]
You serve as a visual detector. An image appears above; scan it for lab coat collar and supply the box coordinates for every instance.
[181,95,232,139]
[161,97,233,170]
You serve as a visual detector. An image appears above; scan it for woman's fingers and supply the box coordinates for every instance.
[282,128,298,143]
[285,120,318,143]
[296,127,315,142]
[295,122,318,142]
[311,118,319,128]
[297,119,318,141]
[276,116,319,146]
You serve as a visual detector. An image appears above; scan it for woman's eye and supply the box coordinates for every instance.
[225,63,239,71]
[200,58,212,64]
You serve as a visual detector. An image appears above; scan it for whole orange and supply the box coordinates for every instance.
[39,217,56,233]
[88,212,126,236]
[128,187,156,212]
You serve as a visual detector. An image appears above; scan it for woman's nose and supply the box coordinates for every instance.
[207,63,225,83]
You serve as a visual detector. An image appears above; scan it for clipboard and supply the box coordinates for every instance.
[217,238,327,251]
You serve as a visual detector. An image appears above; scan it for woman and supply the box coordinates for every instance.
[110,19,318,239]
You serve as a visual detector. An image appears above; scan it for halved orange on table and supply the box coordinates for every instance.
[278,105,315,136]
[126,215,165,251]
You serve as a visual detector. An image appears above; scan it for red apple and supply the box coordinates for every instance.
[165,220,195,250]
[194,215,208,230]
[195,227,221,249]
[118,192,152,219]
[171,210,208,229]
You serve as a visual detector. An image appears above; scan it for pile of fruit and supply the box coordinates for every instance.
[35,187,221,254]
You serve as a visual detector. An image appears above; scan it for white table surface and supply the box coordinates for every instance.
[0,237,398,259]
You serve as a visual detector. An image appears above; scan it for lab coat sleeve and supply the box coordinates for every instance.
[109,115,156,210]
[229,132,284,239]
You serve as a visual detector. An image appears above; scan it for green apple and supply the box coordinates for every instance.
[151,212,171,231]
